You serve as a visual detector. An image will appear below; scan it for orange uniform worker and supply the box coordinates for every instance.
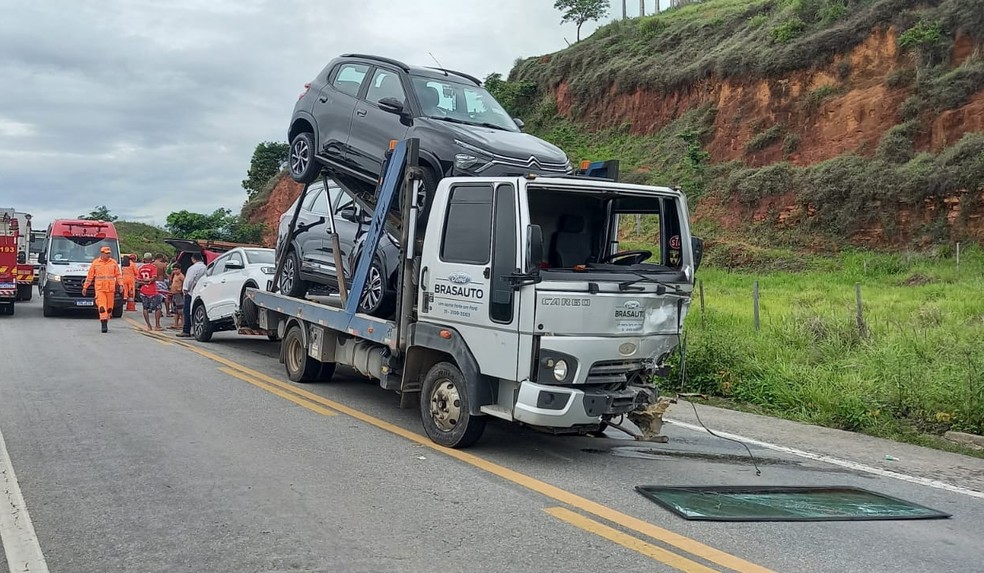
[82,246,123,333]
[121,254,137,306]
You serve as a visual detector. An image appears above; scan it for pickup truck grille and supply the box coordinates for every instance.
[586,360,645,385]
[62,276,85,296]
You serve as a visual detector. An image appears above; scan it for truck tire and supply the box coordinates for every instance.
[192,302,214,342]
[420,362,486,448]
[16,284,31,301]
[282,325,322,383]
[289,131,320,184]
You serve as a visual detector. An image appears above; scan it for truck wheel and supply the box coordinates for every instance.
[280,250,308,299]
[42,295,56,317]
[420,362,486,448]
[20,285,32,301]
[289,131,320,184]
[192,303,214,342]
[283,325,322,383]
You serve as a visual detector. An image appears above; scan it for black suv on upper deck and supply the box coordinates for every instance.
[287,53,572,190]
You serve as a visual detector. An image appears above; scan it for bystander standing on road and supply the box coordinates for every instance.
[177,253,206,338]
[154,254,172,316]
[137,253,163,332]
[169,264,185,330]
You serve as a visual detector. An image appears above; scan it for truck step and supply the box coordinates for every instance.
[480,404,514,422]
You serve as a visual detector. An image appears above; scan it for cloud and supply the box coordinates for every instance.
[0,0,628,230]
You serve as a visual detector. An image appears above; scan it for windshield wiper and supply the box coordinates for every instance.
[618,272,687,294]
[431,116,508,131]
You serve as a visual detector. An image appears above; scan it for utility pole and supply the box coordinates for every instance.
[639,0,645,16]
[622,0,627,19]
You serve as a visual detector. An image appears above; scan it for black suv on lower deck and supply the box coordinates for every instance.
[287,53,572,190]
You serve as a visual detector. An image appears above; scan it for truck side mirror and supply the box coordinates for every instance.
[692,236,704,271]
[526,224,544,272]
[37,252,46,264]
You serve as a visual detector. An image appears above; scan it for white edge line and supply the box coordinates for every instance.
[666,419,984,500]
[0,424,50,573]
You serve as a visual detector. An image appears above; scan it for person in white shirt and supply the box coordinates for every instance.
[176,253,207,338]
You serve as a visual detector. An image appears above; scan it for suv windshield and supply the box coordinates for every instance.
[245,249,275,265]
[49,237,120,264]
[411,75,518,132]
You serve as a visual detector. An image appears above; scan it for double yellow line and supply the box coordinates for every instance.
[127,318,773,573]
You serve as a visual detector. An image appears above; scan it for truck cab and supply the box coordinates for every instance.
[38,220,124,317]
[416,175,700,431]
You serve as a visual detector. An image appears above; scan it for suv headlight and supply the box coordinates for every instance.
[454,140,491,172]
[260,266,276,275]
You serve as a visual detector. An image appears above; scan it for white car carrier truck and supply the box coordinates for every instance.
[242,138,704,448]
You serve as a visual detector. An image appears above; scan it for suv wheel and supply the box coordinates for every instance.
[358,257,395,318]
[280,250,308,299]
[289,131,320,184]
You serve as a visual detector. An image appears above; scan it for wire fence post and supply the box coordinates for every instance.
[855,282,868,339]
[753,280,760,331]
[699,279,705,327]
[956,241,961,277]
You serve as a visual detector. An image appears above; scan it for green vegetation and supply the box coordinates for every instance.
[674,247,984,446]
[510,0,983,111]
[242,142,288,200]
[79,205,118,222]
[115,221,172,257]
[166,208,263,244]
[746,124,785,153]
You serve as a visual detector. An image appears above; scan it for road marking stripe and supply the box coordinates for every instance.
[545,507,721,572]
[129,322,771,573]
[217,367,337,417]
[0,422,50,573]
[666,419,984,500]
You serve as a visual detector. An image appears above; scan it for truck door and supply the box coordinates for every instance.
[419,181,521,381]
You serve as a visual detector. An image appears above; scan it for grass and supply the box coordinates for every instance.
[662,246,984,450]
[509,0,984,112]
[115,221,172,258]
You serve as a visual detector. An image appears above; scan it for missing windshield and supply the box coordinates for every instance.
[527,188,684,277]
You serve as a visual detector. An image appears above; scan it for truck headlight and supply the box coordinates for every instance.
[48,274,61,282]
[553,360,568,381]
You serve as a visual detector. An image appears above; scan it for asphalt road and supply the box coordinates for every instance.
[2,297,984,572]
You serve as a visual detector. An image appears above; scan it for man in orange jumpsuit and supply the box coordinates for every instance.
[121,254,137,309]
[82,246,122,333]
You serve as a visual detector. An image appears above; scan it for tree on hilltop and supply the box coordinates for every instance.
[554,0,609,41]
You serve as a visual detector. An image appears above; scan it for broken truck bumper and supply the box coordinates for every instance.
[512,380,653,428]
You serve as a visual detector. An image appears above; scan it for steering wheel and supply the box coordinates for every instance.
[599,250,653,265]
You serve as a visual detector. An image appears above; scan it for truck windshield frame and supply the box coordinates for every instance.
[525,183,689,281]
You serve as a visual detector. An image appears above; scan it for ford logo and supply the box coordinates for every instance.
[623,300,641,309]
[448,272,471,285]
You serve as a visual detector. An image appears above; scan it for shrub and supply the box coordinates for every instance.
[783,133,802,155]
[746,124,785,153]
[876,121,921,164]
[771,18,806,43]
[885,68,916,88]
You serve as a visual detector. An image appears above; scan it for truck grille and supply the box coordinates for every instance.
[62,276,85,296]
[586,360,645,385]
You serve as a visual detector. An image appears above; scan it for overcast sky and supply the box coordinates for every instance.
[1,0,663,229]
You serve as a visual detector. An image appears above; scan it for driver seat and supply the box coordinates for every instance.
[551,215,592,268]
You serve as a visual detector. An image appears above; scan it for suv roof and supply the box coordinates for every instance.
[339,53,481,85]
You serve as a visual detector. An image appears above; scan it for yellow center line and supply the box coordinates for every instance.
[545,507,721,573]
[126,317,773,573]
[217,367,337,417]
